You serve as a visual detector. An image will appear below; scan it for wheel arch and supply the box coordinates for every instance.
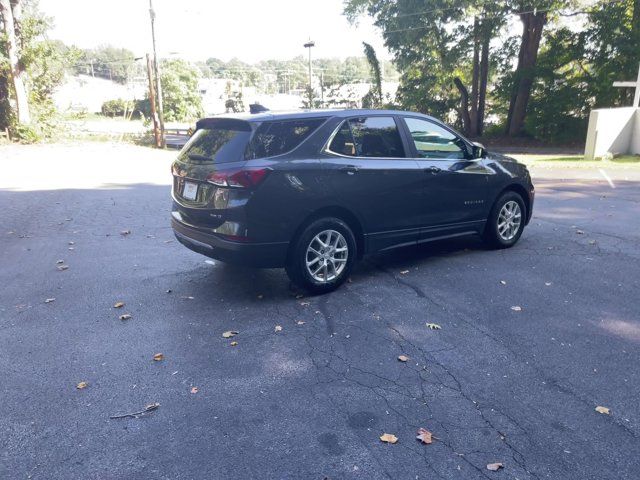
[495,183,531,223]
[288,206,365,260]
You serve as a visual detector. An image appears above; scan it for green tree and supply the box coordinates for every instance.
[1,0,77,138]
[76,45,137,84]
[159,59,203,122]
[362,42,382,108]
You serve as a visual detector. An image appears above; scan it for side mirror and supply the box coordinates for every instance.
[471,142,486,159]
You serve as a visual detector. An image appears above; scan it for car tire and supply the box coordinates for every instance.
[483,191,526,249]
[285,217,357,294]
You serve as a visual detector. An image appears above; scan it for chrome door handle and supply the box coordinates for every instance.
[339,165,359,175]
[425,166,441,174]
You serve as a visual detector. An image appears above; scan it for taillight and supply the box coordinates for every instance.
[206,168,270,188]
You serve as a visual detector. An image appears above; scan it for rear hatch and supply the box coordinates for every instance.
[172,118,252,208]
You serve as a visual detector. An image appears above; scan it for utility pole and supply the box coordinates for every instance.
[146,54,161,148]
[149,0,165,147]
[304,40,315,107]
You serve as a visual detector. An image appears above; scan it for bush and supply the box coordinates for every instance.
[101,99,134,117]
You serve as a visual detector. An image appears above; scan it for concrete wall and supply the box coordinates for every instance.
[584,107,638,160]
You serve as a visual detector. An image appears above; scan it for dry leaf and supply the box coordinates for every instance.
[595,406,610,415]
[275,325,283,332]
[56,259,64,264]
[76,381,88,389]
[398,355,409,362]
[145,402,160,411]
[119,313,132,320]
[426,323,441,330]
[487,463,503,471]
[545,282,552,286]
[44,298,55,303]
[296,320,305,325]
[400,270,409,275]
[295,294,304,299]
[153,353,164,361]
[190,386,198,394]
[120,230,131,236]
[222,330,238,338]
[300,301,310,306]
[589,240,597,245]
[511,306,522,312]
[416,428,433,444]
[500,280,507,285]
[230,341,238,346]
[57,265,69,271]
[182,296,194,300]
[380,433,398,444]
[68,241,75,245]
[576,230,584,235]
[113,302,125,308]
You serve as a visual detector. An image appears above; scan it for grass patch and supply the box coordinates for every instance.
[509,154,640,168]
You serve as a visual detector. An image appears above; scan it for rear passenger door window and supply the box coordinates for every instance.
[245,118,324,159]
[328,116,405,158]
[403,117,467,159]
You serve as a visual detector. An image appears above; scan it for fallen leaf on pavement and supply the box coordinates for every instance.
[400,270,409,275]
[153,353,164,361]
[300,301,310,306]
[416,428,433,444]
[511,306,522,312]
[230,341,238,346]
[595,406,610,415]
[57,265,69,271]
[500,280,507,285]
[190,387,198,394]
[44,298,55,303]
[182,296,194,300]
[545,282,552,286]
[120,230,131,236]
[76,381,88,389]
[576,230,584,235]
[119,314,132,320]
[275,325,283,332]
[487,463,503,471]
[222,330,238,338]
[426,323,441,330]
[56,259,64,264]
[296,320,305,325]
[257,294,264,299]
[68,241,74,245]
[380,433,398,444]
[589,240,597,245]
[295,294,304,299]
[113,302,125,308]
[398,355,409,362]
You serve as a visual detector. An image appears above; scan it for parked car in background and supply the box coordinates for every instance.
[171,109,534,293]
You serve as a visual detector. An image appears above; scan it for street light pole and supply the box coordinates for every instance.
[303,40,315,107]
[149,0,165,148]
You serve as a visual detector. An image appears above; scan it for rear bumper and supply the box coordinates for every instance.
[171,214,289,268]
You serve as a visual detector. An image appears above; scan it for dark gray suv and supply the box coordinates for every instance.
[171,109,534,293]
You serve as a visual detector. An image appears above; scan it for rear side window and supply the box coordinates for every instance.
[179,127,251,164]
[328,117,405,158]
[245,119,324,160]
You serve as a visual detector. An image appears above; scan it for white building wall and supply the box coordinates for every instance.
[584,107,637,159]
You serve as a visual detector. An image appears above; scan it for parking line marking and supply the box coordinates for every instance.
[598,169,615,189]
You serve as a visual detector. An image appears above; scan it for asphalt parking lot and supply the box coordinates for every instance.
[1,144,639,479]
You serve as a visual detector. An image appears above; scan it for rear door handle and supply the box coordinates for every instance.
[424,166,442,174]
[339,165,359,175]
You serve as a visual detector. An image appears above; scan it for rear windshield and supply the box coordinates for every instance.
[179,127,251,164]
[244,118,325,160]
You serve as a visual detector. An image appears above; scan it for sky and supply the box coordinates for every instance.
[39,0,391,62]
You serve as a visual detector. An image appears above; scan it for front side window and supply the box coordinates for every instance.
[328,116,405,158]
[404,117,467,159]
[245,118,324,160]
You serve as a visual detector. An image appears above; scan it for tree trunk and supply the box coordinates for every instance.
[476,29,490,136]
[505,10,546,137]
[469,17,480,137]
[0,0,30,124]
[453,77,471,135]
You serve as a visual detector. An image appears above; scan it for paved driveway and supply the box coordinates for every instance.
[1,144,639,479]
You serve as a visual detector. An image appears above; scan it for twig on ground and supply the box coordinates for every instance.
[109,402,160,419]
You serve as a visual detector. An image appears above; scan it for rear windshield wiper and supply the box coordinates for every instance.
[187,153,213,162]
